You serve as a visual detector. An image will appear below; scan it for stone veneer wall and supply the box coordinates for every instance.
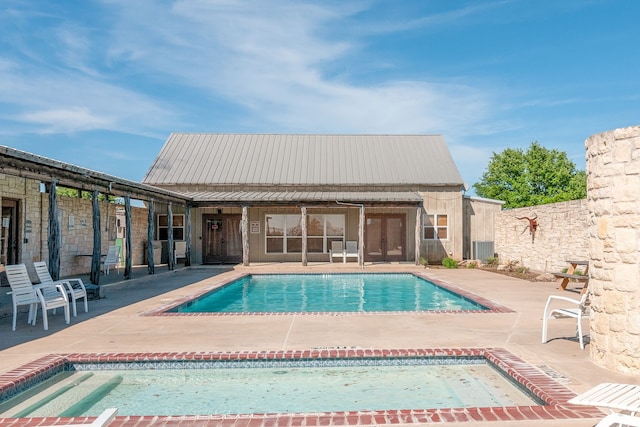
[494,199,589,273]
[587,125,640,374]
[0,173,149,278]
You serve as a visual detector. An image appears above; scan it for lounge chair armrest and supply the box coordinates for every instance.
[545,295,581,305]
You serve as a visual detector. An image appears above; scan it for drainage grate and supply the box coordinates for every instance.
[538,365,571,383]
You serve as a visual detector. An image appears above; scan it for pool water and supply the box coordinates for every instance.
[1,359,537,417]
[170,273,488,313]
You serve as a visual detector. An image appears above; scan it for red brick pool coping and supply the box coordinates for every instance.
[144,272,515,316]
[0,348,603,426]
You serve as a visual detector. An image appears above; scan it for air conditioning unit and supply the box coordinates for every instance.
[473,241,494,264]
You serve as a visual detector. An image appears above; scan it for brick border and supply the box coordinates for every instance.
[0,348,603,426]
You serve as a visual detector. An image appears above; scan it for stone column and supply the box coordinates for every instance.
[587,125,640,374]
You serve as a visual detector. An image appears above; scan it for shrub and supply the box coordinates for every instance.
[442,257,458,269]
[419,256,429,268]
[468,261,477,269]
[486,256,499,267]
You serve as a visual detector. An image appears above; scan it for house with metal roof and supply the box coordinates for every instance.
[143,133,500,265]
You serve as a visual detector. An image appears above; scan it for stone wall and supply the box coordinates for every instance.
[494,199,589,273]
[0,173,149,278]
[587,125,640,374]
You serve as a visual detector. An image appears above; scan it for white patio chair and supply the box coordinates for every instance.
[174,241,187,264]
[34,261,88,317]
[103,245,120,275]
[542,289,590,350]
[329,241,345,263]
[345,241,359,263]
[5,264,39,331]
[569,383,640,426]
[5,263,69,331]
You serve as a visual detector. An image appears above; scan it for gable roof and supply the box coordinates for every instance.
[142,133,464,188]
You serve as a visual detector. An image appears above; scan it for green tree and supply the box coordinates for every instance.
[473,142,586,208]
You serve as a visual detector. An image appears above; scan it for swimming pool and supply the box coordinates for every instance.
[166,273,491,314]
[0,349,600,425]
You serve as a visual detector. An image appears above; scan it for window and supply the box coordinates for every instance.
[266,214,344,254]
[423,214,448,240]
[157,214,185,240]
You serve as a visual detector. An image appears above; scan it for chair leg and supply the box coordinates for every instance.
[83,296,89,313]
[42,306,49,331]
[577,316,584,350]
[71,298,78,317]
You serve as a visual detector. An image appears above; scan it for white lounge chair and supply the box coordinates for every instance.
[542,289,590,350]
[345,240,359,263]
[174,241,187,264]
[595,412,640,427]
[329,241,345,263]
[5,263,70,331]
[569,383,640,426]
[103,245,120,275]
[34,261,88,317]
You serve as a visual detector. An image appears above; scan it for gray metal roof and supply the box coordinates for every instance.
[142,134,464,187]
[185,191,424,205]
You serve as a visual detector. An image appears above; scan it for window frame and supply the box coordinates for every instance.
[422,213,449,241]
[265,213,345,254]
[157,214,185,241]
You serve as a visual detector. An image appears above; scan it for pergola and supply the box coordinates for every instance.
[0,146,192,284]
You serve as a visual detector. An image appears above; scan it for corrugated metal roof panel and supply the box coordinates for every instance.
[185,191,424,203]
[142,134,464,187]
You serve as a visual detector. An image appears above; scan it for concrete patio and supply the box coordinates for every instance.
[1,263,639,426]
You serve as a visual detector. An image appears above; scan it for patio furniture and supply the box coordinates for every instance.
[34,261,88,317]
[345,241,359,263]
[174,241,187,264]
[569,383,640,426]
[5,263,70,331]
[40,407,118,427]
[103,245,120,275]
[329,241,344,263]
[542,288,590,350]
[553,260,589,294]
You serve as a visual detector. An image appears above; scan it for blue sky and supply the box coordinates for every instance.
[1,1,638,192]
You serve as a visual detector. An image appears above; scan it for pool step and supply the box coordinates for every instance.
[60,375,123,417]
[12,373,94,418]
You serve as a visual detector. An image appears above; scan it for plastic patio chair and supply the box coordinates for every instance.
[103,245,120,275]
[329,241,345,263]
[34,261,88,317]
[542,289,590,350]
[5,263,70,331]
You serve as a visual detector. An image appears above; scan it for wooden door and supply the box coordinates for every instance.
[364,214,405,262]
[202,214,242,264]
[1,199,19,266]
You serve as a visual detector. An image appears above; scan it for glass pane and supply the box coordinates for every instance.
[173,215,184,227]
[173,229,184,240]
[159,228,168,240]
[287,237,302,253]
[437,215,448,226]
[286,215,302,237]
[307,215,324,236]
[158,215,168,227]
[423,227,435,240]
[307,237,323,253]
[438,227,448,239]
[326,215,344,237]
[266,215,285,236]
[266,237,283,253]
[424,215,434,226]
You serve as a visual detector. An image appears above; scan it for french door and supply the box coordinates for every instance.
[364,214,405,262]
[202,214,242,264]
